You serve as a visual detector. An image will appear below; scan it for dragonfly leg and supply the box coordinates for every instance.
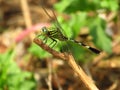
[43,37,47,44]
[51,40,57,48]
[49,38,57,48]
[37,34,48,44]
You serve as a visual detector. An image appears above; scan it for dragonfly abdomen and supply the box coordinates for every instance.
[69,39,101,54]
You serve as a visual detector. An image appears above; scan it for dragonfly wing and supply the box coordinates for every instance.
[51,10,67,36]
[42,7,68,40]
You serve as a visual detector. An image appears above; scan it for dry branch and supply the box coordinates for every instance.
[33,38,99,90]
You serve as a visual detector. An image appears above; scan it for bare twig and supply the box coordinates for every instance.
[46,59,52,90]
[20,0,34,41]
[20,0,32,28]
[54,73,63,90]
[33,38,68,60]
[33,38,99,90]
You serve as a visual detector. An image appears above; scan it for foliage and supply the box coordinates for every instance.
[54,0,118,13]
[53,0,118,61]
[54,0,118,52]
[0,49,36,90]
[89,17,112,53]
[30,0,118,61]
[28,43,51,59]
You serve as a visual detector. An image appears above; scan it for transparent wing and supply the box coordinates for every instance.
[42,6,66,36]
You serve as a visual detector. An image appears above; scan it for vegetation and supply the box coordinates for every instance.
[0,0,119,90]
[0,49,35,90]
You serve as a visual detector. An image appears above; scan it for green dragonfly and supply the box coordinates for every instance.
[37,7,101,54]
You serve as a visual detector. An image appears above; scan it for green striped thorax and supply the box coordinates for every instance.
[41,26,68,41]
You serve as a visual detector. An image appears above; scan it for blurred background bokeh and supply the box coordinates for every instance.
[0,0,120,90]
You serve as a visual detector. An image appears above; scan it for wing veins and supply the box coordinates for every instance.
[42,6,66,36]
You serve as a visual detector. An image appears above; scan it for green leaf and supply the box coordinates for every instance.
[101,0,119,11]
[69,12,87,38]
[55,0,101,13]
[56,12,87,39]
[28,43,51,58]
[0,50,36,90]
[89,17,112,53]
[54,0,73,12]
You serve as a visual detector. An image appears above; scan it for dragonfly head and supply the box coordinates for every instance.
[42,27,48,33]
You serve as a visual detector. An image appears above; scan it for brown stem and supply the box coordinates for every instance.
[33,38,68,60]
[33,38,99,90]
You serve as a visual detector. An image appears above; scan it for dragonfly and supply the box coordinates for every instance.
[37,7,101,54]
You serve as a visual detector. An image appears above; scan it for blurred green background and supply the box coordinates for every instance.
[0,0,120,90]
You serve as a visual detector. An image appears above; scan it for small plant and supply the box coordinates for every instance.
[54,0,118,54]
[0,49,36,90]
[30,0,119,62]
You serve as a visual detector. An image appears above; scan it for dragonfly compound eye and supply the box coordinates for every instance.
[42,27,47,32]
